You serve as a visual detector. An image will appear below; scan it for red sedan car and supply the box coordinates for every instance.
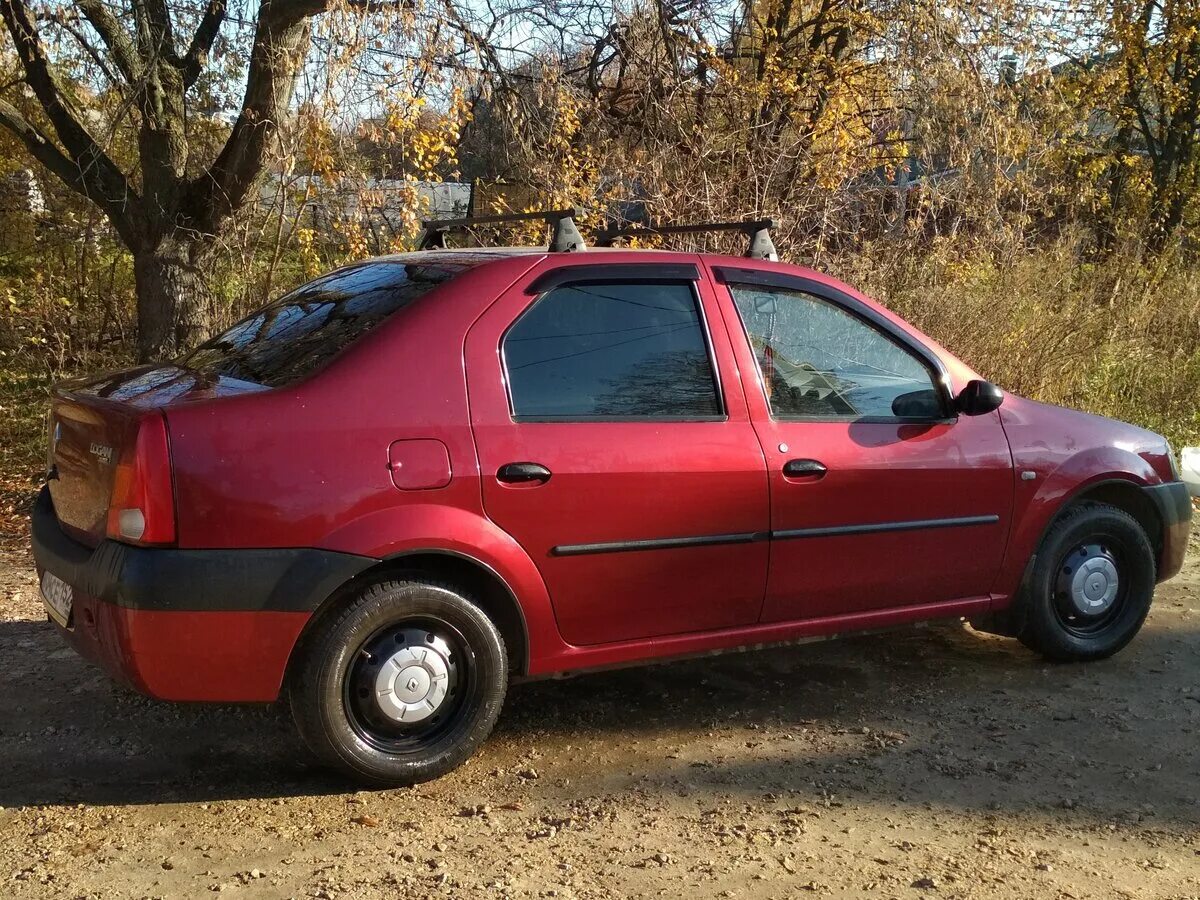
[32,215,1191,785]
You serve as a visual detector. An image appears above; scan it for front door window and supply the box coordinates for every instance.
[728,284,944,421]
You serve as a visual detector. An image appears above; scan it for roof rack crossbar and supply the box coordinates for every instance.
[419,206,586,252]
[595,217,778,261]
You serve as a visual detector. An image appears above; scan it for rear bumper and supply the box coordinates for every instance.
[30,487,375,701]
[1144,481,1192,582]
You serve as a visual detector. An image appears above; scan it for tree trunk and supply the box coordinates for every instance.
[1098,124,1135,252]
[133,237,213,361]
[1146,174,1187,256]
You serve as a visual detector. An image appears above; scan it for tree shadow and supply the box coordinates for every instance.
[501,619,1200,829]
[1,612,1197,828]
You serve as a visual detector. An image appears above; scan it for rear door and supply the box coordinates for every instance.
[709,265,1014,622]
[465,259,770,646]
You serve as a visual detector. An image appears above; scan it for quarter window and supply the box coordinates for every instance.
[504,281,722,420]
[729,284,942,420]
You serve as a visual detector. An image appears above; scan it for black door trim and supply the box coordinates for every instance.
[552,531,768,556]
[551,515,999,556]
[772,515,999,540]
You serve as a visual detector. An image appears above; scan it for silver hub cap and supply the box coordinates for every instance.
[373,643,451,724]
[1062,546,1120,616]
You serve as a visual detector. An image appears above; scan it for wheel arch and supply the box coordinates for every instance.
[1066,479,1163,563]
[284,549,531,688]
[979,475,1162,637]
[995,455,1163,601]
[1026,477,1164,577]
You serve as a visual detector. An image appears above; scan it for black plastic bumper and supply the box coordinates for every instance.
[1144,480,1193,527]
[1143,481,1192,582]
[30,486,376,612]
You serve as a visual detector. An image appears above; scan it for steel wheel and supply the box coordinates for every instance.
[290,578,508,786]
[1016,502,1155,662]
[1052,542,1126,637]
[343,618,473,753]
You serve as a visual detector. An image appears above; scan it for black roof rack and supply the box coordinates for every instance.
[595,217,778,261]
[419,206,586,252]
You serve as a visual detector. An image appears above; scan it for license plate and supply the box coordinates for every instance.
[41,571,73,627]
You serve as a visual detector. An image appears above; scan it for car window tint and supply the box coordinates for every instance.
[729,284,939,419]
[504,281,721,419]
[179,263,465,387]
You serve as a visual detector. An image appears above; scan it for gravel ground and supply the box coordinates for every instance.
[1,526,1198,900]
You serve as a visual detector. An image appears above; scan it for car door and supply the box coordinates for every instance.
[708,264,1014,622]
[465,259,770,646]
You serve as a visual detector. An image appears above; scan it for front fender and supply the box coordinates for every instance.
[996,446,1158,600]
[317,503,564,667]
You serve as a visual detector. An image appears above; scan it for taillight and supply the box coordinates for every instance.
[106,414,176,545]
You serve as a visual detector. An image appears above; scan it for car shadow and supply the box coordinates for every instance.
[0,613,1197,828]
[499,618,1200,829]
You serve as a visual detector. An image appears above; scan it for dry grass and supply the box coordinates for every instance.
[0,365,51,548]
[836,238,1200,449]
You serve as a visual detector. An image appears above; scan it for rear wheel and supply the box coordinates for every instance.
[290,578,507,786]
[1017,502,1156,661]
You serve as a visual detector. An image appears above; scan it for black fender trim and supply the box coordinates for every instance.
[1142,480,1193,529]
[31,487,376,612]
[1142,480,1192,581]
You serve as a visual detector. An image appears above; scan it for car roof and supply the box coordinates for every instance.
[362,247,857,305]
[362,245,828,280]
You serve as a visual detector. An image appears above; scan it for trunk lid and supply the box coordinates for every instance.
[47,366,265,544]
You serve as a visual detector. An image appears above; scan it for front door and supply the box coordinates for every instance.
[711,267,1014,622]
[465,259,770,646]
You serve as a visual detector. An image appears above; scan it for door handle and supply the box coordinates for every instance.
[782,458,827,479]
[497,462,552,484]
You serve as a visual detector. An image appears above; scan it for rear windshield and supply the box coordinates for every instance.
[179,262,464,387]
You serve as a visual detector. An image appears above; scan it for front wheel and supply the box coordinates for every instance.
[290,578,508,786]
[1017,502,1156,662]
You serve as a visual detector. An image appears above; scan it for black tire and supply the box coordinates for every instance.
[1016,502,1156,662]
[289,578,507,786]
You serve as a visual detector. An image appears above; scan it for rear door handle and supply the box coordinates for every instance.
[782,458,827,479]
[497,462,552,484]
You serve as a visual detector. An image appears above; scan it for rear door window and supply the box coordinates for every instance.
[502,280,722,420]
[180,262,463,386]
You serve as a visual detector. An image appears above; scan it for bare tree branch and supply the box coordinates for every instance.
[38,10,120,85]
[180,0,421,234]
[183,10,310,233]
[0,0,138,237]
[0,98,90,188]
[177,0,228,86]
[76,0,143,82]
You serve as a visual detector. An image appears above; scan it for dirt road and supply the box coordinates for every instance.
[1,530,1198,899]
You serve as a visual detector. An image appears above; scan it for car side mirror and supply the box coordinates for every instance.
[955,379,1004,416]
